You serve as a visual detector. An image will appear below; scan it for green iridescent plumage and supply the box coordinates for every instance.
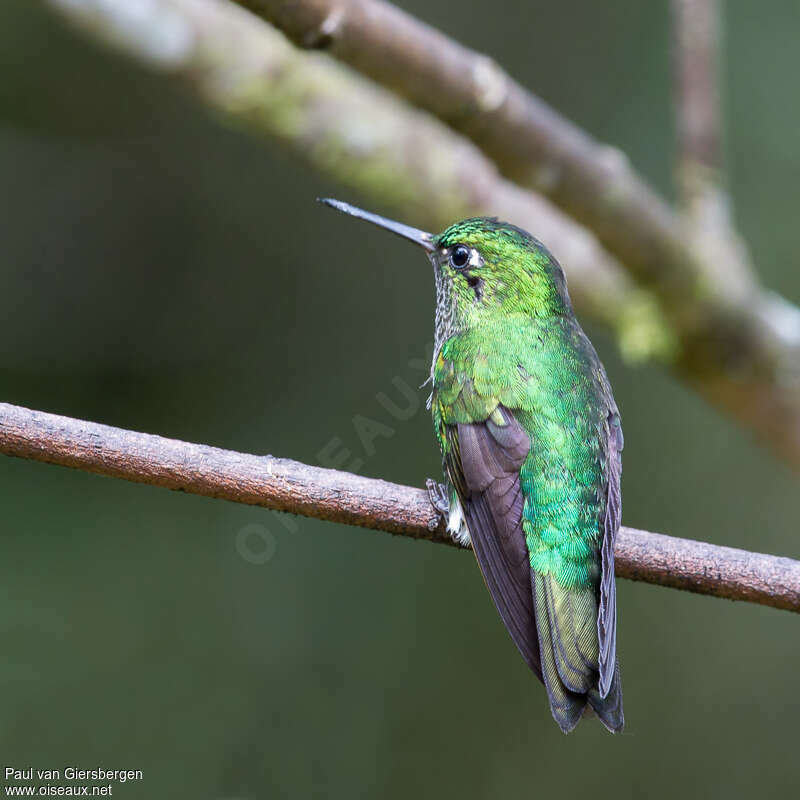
[321,199,624,734]
[433,316,605,587]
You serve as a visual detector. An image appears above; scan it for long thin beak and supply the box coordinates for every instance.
[318,198,435,252]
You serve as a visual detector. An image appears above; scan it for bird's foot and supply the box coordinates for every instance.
[426,478,450,517]
[426,478,471,547]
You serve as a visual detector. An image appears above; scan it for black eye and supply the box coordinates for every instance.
[449,245,470,269]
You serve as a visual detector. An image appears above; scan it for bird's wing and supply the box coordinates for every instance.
[597,409,623,697]
[443,406,541,679]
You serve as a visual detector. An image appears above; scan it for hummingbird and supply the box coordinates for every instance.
[320,198,624,733]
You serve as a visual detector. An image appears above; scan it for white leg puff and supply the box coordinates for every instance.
[447,498,471,547]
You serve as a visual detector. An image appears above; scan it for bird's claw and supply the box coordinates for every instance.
[426,479,470,547]
[426,478,450,518]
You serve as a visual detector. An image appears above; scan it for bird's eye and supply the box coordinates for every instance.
[449,245,470,269]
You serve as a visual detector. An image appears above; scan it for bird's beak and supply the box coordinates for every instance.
[318,198,435,252]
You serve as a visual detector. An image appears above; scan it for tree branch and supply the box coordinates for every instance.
[239,0,698,291]
[45,0,671,363]
[1,401,799,613]
[233,0,800,471]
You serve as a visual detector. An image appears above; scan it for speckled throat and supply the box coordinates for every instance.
[430,256,459,376]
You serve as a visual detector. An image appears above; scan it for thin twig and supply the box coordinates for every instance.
[671,0,735,231]
[672,0,724,187]
[671,0,754,301]
[1,401,799,613]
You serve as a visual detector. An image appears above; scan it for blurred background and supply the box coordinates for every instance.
[1,1,799,797]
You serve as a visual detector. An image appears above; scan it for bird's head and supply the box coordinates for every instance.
[433,216,571,324]
[319,199,571,330]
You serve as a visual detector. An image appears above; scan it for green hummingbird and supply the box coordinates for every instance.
[320,198,624,734]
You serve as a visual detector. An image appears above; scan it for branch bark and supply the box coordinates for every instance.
[2,401,799,614]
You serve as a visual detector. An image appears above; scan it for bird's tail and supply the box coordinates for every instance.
[532,572,624,733]
[588,662,624,732]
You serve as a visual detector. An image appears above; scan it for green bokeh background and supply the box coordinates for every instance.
[2,1,799,797]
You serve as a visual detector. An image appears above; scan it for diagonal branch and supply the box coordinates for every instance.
[239,0,694,295]
[45,0,671,363]
[1,401,799,614]
[234,0,800,471]
[235,0,741,298]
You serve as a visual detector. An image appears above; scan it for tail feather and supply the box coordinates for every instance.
[533,572,624,734]
[541,575,598,693]
[588,662,624,733]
